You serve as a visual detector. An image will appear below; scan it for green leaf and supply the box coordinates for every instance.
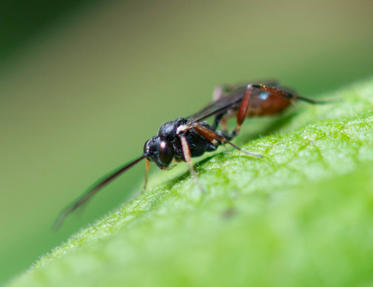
[8,79,373,287]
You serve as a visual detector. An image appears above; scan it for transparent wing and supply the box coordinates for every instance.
[187,81,280,123]
[187,89,243,123]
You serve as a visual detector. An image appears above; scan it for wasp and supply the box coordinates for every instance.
[55,81,330,228]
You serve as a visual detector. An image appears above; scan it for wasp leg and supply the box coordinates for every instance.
[211,85,229,132]
[142,159,151,193]
[212,113,225,131]
[225,84,255,139]
[192,123,262,158]
[179,134,206,192]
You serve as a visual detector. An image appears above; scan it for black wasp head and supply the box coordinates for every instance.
[144,136,174,169]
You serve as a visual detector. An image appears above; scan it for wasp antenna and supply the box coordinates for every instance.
[296,95,341,105]
[53,154,146,230]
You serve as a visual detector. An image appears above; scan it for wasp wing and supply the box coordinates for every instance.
[187,88,244,123]
[187,81,280,123]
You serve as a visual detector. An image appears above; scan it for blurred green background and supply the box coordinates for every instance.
[0,0,372,283]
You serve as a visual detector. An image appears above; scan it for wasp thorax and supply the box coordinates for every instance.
[144,136,174,168]
[158,117,187,140]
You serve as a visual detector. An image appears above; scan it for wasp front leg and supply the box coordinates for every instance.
[179,134,205,193]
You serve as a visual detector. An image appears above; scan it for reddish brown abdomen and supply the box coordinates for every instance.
[246,90,292,116]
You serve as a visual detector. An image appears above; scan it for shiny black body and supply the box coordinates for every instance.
[144,117,218,168]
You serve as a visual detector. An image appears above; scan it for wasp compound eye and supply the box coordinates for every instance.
[158,140,173,166]
[144,136,174,169]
